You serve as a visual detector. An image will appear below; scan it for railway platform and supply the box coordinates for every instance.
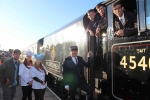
[0,85,60,100]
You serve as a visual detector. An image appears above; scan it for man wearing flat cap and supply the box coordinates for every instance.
[62,46,93,100]
[0,49,21,100]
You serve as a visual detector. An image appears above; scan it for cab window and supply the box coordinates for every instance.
[146,0,150,30]
[138,0,146,31]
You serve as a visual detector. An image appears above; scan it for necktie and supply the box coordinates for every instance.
[75,58,82,77]
[15,61,18,65]
[75,58,78,65]
[120,18,123,24]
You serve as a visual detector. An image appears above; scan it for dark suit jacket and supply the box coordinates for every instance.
[62,56,90,88]
[114,11,138,37]
[0,58,20,88]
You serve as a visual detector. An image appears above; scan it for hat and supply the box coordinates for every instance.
[34,54,43,60]
[25,50,33,56]
[13,49,21,54]
[69,46,78,51]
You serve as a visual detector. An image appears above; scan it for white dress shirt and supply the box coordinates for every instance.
[119,13,125,25]
[71,56,78,64]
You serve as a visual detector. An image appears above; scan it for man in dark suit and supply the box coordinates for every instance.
[62,46,93,100]
[112,1,138,37]
[0,49,21,100]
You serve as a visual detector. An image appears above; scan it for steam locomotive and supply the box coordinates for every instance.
[21,0,150,99]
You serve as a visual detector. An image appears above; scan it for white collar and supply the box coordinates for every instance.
[13,58,18,63]
[119,13,124,20]
[71,56,77,59]
[71,56,78,64]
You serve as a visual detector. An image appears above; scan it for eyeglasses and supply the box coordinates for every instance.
[113,6,122,11]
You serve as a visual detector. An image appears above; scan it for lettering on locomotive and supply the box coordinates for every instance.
[112,42,150,71]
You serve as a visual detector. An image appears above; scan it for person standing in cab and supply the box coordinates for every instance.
[31,54,47,100]
[19,50,33,100]
[95,3,107,35]
[0,49,21,100]
[62,46,93,100]
[112,1,138,37]
[86,9,100,37]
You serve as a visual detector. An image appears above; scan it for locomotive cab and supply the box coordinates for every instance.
[105,0,150,100]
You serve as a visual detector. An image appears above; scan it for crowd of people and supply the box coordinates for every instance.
[0,1,138,100]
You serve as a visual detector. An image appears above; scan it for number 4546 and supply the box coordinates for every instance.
[120,56,150,71]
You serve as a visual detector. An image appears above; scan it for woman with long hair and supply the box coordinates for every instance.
[31,54,47,100]
[19,50,33,100]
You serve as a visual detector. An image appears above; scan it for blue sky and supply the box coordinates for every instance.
[0,0,104,50]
